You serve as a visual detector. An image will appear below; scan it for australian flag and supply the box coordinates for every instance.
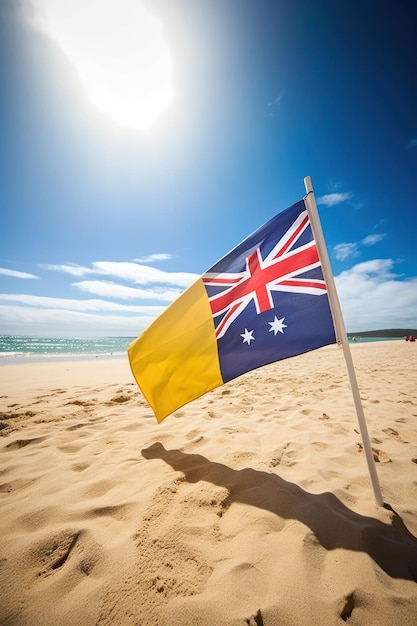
[202,200,336,384]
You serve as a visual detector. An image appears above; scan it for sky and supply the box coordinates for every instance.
[1,0,417,338]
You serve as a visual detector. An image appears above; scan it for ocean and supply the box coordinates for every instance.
[0,334,403,364]
[0,336,135,363]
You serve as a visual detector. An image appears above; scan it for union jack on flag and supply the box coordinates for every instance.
[202,199,336,384]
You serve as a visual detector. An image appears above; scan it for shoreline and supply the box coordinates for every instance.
[0,336,405,366]
[0,352,128,365]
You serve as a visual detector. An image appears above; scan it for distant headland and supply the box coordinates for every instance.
[347,328,417,338]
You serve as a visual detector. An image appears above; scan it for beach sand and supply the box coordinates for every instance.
[1,340,417,625]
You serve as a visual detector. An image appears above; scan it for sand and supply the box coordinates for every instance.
[1,340,417,625]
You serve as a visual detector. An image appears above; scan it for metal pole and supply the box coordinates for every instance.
[303,176,384,507]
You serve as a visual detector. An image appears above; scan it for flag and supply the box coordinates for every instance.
[128,199,336,422]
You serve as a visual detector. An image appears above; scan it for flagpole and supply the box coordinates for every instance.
[303,176,384,507]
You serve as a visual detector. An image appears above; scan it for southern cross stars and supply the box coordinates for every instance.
[240,328,255,345]
[268,315,287,335]
[240,316,287,345]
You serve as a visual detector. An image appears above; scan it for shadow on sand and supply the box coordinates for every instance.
[142,442,417,582]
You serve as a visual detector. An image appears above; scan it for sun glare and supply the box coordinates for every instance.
[30,0,174,130]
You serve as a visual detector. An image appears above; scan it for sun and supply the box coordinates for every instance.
[30,0,174,130]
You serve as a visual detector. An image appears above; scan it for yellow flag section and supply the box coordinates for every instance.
[128,278,223,422]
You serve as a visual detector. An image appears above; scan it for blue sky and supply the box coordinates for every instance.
[1,0,417,337]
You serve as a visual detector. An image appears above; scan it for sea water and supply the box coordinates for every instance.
[0,336,135,362]
[347,336,403,343]
[0,334,402,363]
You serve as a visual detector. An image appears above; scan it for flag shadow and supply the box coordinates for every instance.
[142,442,417,582]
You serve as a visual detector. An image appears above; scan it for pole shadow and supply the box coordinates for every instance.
[142,442,417,582]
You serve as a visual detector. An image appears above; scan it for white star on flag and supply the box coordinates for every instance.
[268,316,287,336]
[241,328,255,345]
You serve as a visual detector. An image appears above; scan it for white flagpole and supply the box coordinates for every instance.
[303,176,384,507]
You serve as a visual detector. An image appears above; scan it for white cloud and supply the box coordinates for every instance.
[267,93,283,116]
[73,280,182,301]
[0,257,197,336]
[91,261,198,287]
[316,192,351,207]
[0,267,39,279]
[335,259,417,331]
[41,261,198,287]
[0,305,153,337]
[132,253,173,263]
[267,95,282,107]
[362,233,386,246]
[333,233,386,261]
[2,258,416,337]
[39,263,92,277]
[0,294,164,315]
[333,243,359,262]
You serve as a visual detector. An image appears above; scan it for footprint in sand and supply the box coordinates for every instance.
[382,427,409,443]
[269,451,283,467]
[382,427,399,437]
[339,591,356,622]
[356,442,391,463]
[372,447,391,464]
[311,441,329,452]
[32,529,100,579]
[64,399,94,408]
[269,442,304,467]
[108,394,131,404]
[34,530,80,576]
